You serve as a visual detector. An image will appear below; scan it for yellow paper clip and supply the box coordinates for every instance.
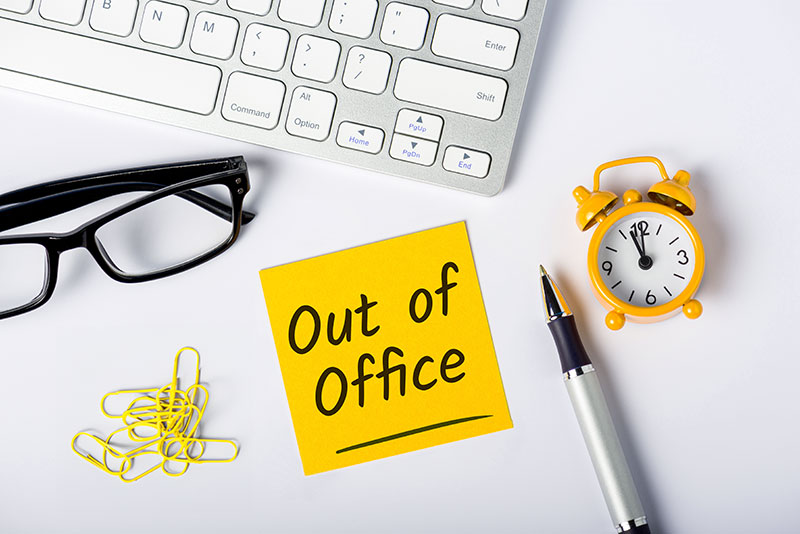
[71,347,238,482]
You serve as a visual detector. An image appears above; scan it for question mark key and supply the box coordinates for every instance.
[343,47,393,94]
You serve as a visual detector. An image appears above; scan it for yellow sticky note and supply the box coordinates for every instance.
[259,222,512,475]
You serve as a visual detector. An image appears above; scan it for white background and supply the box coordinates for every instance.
[2,1,799,533]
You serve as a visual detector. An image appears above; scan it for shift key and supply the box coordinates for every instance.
[394,59,507,121]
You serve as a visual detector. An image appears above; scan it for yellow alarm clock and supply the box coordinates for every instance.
[573,156,704,330]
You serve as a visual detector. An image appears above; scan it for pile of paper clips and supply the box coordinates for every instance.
[72,347,238,482]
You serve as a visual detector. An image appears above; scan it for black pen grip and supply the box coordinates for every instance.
[546,316,592,374]
[628,523,652,534]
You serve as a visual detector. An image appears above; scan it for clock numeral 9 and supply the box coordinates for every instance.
[646,290,657,305]
[677,250,689,265]
[602,261,613,276]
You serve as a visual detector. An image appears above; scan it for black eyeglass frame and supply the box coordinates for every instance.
[0,156,254,320]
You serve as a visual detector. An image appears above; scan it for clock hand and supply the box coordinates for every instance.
[629,229,645,257]
[636,221,648,258]
[629,229,653,270]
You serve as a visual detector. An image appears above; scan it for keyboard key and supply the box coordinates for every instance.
[433,0,473,7]
[222,72,285,130]
[395,109,443,141]
[329,0,378,39]
[140,1,188,48]
[193,0,217,3]
[292,35,341,83]
[89,0,138,37]
[443,146,491,178]
[39,0,86,25]
[190,12,239,60]
[380,3,429,50]
[241,24,290,71]
[336,122,384,154]
[286,86,337,141]
[0,0,32,14]
[481,0,528,21]
[432,14,519,71]
[342,47,391,94]
[0,17,221,114]
[227,0,271,15]
[394,59,507,120]
[389,134,437,166]
[278,0,325,28]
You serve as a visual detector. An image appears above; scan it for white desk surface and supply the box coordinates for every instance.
[1,2,799,533]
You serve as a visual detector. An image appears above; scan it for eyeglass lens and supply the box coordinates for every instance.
[0,242,49,313]
[94,184,235,277]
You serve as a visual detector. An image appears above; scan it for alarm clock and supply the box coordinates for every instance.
[573,156,705,330]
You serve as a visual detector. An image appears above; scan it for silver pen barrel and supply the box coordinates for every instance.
[565,366,647,532]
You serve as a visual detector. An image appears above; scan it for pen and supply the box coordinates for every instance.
[539,266,651,534]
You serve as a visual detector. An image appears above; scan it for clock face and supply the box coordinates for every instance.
[596,211,696,308]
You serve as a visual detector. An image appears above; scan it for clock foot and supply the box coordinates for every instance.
[683,299,703,319]
[605,311,626,330]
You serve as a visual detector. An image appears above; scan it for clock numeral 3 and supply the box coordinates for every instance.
[677,249,689,265]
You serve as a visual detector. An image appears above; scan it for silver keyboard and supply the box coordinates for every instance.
[0,0,545,195]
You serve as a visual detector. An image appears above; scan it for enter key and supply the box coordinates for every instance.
[431,14,520,71]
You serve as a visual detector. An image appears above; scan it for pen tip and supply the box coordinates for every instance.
[538,265,572,322]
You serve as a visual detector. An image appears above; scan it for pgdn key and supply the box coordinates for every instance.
[390,134,437,166]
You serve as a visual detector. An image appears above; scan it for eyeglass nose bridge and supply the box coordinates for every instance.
[47,227,93,253]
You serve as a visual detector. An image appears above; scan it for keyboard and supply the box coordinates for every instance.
[0,0,545,195]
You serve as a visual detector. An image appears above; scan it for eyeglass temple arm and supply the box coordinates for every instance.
[0,182,255,233]
[0,156,246,203]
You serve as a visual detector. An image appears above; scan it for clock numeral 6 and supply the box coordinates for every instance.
[677,250,689,265]
[602,261,613,275]
[646,290,657,305]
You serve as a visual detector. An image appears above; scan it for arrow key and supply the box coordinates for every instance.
[336,122,385,154]
[390,133,438,166]
[394,109,443,141]
[443,146,491,178]
[241,23,290,71]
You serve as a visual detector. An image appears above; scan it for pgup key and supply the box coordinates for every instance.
[395,109,443,142]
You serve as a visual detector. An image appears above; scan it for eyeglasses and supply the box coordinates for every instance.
[0,156,254,320]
